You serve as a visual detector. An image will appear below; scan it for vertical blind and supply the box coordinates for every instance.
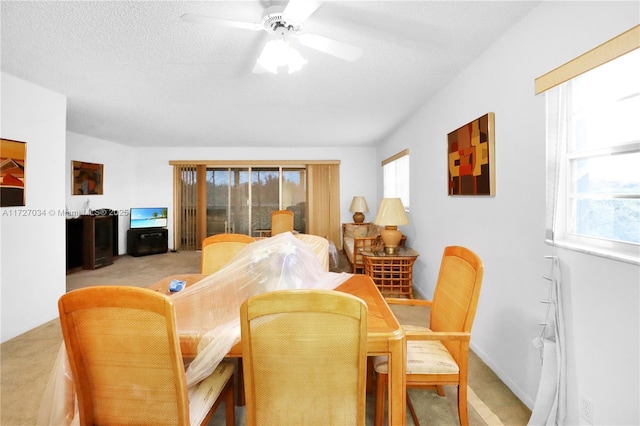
[173,164,198,250]
[307,163,341,247]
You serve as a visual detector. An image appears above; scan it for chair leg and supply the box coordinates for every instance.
[366,357,375,394]
[458,385,469,426]
[436,385,445,396]
[374,372,387,426]
[407,393,420,426]
[236,358,245,406]
[201,378,235,426]
[224,380,235,426]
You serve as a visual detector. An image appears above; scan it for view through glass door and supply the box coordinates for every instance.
[206,168,249,235]
[206,167,306,237]
[281,168,307,232]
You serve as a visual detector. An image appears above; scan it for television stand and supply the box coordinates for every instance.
[127,228,168,257]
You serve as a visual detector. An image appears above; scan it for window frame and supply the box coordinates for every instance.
[537,25,640,264]
[382,149,410,212]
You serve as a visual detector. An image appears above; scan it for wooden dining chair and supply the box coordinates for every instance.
[270,209,294,236]
[58,286,235,426]
[373,246,484,426]
[240,289,369,426]
[201,233,255,274]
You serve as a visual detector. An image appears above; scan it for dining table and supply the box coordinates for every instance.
[149,273,407,425]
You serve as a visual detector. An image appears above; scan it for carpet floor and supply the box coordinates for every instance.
[1,249,531,425]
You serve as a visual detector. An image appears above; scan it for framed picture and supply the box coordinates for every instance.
[1,138,27,207]
[72,160,104,195]
[447,112,495,196]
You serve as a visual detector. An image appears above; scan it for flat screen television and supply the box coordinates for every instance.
[130,207,168,229]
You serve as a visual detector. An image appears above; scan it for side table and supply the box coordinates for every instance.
[363,246,419,298]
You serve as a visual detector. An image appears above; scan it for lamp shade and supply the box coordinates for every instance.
[374,198,409,226]
[349,196,369,213]
[349,196,369,223]
[374,198,408,254]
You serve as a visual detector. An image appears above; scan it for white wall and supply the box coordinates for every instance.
[1,73,67,342]
[377,2,639,424]
[66,132,136,254]
[64,138,377,255]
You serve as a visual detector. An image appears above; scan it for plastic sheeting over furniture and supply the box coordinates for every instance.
[38,233,351,425]
[200,233,255,274]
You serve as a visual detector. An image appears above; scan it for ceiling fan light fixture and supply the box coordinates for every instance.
[256,39,307,74]
[285,46,307,74]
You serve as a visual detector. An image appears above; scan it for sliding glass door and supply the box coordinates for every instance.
[172,161,338,251]
[206,168,250,235]
[282,168,306,232]
[205,167,306,237]
[250,168,279,233]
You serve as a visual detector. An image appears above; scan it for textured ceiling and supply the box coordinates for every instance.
[1,1,540,148]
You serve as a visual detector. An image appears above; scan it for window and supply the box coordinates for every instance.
[539,27,639,263]
[382,149,410,211]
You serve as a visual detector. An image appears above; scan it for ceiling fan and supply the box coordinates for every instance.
[181,0,363,74]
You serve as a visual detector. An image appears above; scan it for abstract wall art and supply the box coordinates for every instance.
[447,112,495,196]
[1,138,27,207]
[72,160,104,195]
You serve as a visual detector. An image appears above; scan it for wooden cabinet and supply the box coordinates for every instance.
[127,228,168,257]
[66,213,118,272]
[82,215,114,269]
[66,218,84,270]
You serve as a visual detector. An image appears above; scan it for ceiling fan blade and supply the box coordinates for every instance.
[180,13,263,31]
[297,33,363,62]
[283,0,322,23]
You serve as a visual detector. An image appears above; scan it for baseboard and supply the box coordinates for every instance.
[412,286,428,300]
[470,342,535,409]
[409,285,535,409]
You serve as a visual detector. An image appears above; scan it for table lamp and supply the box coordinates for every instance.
[374,198,409,254]
[349,196,369,224]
